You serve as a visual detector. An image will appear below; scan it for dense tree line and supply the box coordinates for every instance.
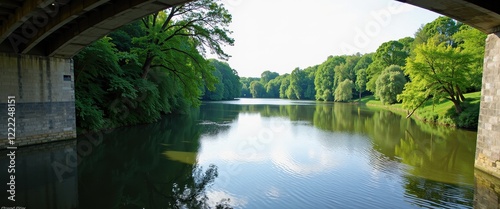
[202,59,241,101]
[242,16,485,127]
[240,17,482,129]
[74,0,239,132]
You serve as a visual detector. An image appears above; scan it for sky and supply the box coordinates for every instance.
[211,0,441,77]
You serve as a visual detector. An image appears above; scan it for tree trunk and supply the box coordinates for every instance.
[359,92,362,101]
[406,98,428,118]
[451,98,463,114]
[456,85,466,102]
[141,54,154,79]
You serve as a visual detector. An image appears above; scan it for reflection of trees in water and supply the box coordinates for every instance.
[403,176,473,208]
[474,170,500,209]
[395,129,475,184]
[199,101,476,208]
[78,113,232,209]
[152,164,232,209]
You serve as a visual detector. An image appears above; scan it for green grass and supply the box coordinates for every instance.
[356,92,481,128]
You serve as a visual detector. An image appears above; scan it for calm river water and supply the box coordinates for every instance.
[1,98,500,209]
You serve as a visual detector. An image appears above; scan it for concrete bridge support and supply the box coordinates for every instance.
[476,32,500,179]
[0,53,76,148]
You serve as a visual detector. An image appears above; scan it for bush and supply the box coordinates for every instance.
[456,102,480,129]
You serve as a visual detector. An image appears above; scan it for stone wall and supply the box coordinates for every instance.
[475,32,500,179]
[0,53,76,148]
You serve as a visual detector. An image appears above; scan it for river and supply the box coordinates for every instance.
[1,98,499,209]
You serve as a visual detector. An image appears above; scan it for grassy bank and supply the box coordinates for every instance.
[357,92,481,129]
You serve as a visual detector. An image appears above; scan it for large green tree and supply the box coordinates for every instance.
[134,0,234,103]
[398,39,473,114]
[375,65,406,104]
[366,39,411,92]
[413,16,462,47]
[452,25,486,91]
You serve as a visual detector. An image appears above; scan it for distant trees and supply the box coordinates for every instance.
[235,16,484,125]
[355,69,367,100]
[335,79,354,102]
[261,71,279,84]
[315,56,345,101]
[250,81,266,98]
[366,38,412,92]
[375,65,406,104]
[202,59,241,101]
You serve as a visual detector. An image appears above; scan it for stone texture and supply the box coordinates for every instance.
[0,53,76,148]
[476,32,500,179]
[474,170,500,209]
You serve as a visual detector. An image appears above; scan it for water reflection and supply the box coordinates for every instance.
[199,99,477,208]
[77,113,233,209]
[0,140,78,209]
[200,101,476,183]
[0,98,491,208]
[475,170,500,209]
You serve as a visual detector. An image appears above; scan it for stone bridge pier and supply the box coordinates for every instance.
[475,32,500,179]
[0,53,76,148]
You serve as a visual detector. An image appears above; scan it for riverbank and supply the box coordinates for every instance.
[356,92,481,129]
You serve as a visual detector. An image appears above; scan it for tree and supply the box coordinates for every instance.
[133,0,234,105]
[265,76,283,98]
[260,71,279,84]
[240,77,259,97]
[353,53,373,72]
[287,68,308,99]
[315,56,345,101]
[355,69,367,100]
[452,25,486,91]
[366,40,409,92]
[250,81,266,98]
[413,16,462,47]
[398,39,473,114]
[335,79,354,102]
[375,65,406,104]
[202,65,224,100]
[279,75,291,99]
[202,59,241,100]
[240,83,251,98]
[302,66,317,100]
[108,21,146,52]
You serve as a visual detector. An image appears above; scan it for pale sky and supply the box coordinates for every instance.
[214,0,441,77]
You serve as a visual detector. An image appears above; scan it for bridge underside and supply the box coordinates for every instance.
[397,0,500,33]
[0,0,189,58]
